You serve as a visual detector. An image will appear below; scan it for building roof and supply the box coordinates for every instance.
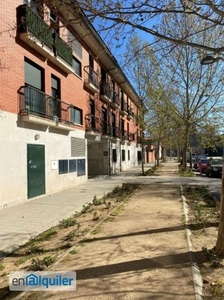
[54,0,143,108]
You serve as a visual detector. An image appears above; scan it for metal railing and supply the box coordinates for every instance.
[100,81,112,99]
[83,66,99,89]
[85,114,101,132]
[121,100,128,112]
[17,5,72,66]
[18,85,74,126]
[111,91,120,106]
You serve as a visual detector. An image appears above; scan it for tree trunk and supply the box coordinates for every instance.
[141,140,145,175]
[215,166,224,255]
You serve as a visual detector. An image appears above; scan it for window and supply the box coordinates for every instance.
[67,31,83,59]
[77,159,85,176]
[72,57,81,76]
[70,107,83,125]
[122,150,125,161]
[69,159,77,173]
[59,160,68,174]
[128,150,130,161]
[51,75,60,117]
[24,58,45,115]
[112,149,117,163]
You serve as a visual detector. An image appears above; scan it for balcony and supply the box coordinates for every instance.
[18,86,75,130]
[121,130,128,140]
[128,132,135,142]
[84,66,99,94]
[100,82,112,103]
[17,5,73,74]
[111,126,120,139]
[111,91,120,108]
[85,114,101,133]
[127,107,135,120]
[120,101,128,115]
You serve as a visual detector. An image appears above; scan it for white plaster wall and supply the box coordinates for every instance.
[0,112,87,208]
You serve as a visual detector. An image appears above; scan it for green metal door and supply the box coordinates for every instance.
[27,144,45,199]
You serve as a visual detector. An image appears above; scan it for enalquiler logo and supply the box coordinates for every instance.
[9,271,76,291]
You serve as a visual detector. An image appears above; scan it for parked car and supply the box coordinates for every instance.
[205,157,223,178]
[198,158,208,174]
[193,155,207,170]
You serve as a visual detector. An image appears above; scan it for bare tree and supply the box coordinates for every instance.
[51,0,224,55]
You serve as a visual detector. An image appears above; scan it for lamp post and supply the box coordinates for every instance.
[201,54,224,254]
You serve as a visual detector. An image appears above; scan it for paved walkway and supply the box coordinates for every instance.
[0,163,156,258]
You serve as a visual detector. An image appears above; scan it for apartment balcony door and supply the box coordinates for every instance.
[90,99,95,130]
[27,144,45,199]
[102,107,108,135]
[51,75,61,118]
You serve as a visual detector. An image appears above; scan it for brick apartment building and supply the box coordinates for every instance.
[0,0,148,208]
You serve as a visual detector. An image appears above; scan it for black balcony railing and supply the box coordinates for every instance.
[128,133,135,142]
[111,126,120,138]
[100,81,112,99]
[121,101,128,112]
[85,114,101,132]
[17,5,72,66]
[121,130,128,140]
[101,120,111,136]
[127,107,134,118]
[84,66,99,89]
[18,85,75,126]
[111,91,120,106]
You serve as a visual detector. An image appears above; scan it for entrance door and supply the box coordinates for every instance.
[27,144,45,199]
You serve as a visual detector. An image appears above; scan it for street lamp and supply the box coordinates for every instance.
[200,54,224,65]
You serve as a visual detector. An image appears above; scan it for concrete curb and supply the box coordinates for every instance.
[180,186,203,300]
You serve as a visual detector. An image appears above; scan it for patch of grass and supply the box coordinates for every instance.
[26,245,44,255]
[144,165,157,176]
[59,217,77,228]
[0,262,5,271]
[31,255,56,271]
[209,280,224,299]
[69,249,78,255]
[14,256,32,266]
[179,168,195,177]
[91,225,101,235]
[104,216,115,222]
[81,204,93,214]
[29,227,57,244]
[64,229,79,241]
[56,243,72,251]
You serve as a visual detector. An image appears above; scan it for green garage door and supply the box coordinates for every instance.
[27,144,45,199]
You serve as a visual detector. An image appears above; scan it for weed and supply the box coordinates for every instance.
[92,195,103,206]
[81,204,93,214]
[210,280,224,298]
[202,247,222,268]
[59,217,77,228]
[27,245,44,255]
[179,168,195,177]
[69,249,78,255]
[64,230,78,241]
[0,262,4,271]
[57,243,72,251]
[14,256,31,266]
[31,255,56,271]
[29,227,57,243]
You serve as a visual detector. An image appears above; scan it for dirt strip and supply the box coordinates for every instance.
[18,184,195,300]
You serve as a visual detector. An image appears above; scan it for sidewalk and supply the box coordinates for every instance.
[0,163,155,258]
